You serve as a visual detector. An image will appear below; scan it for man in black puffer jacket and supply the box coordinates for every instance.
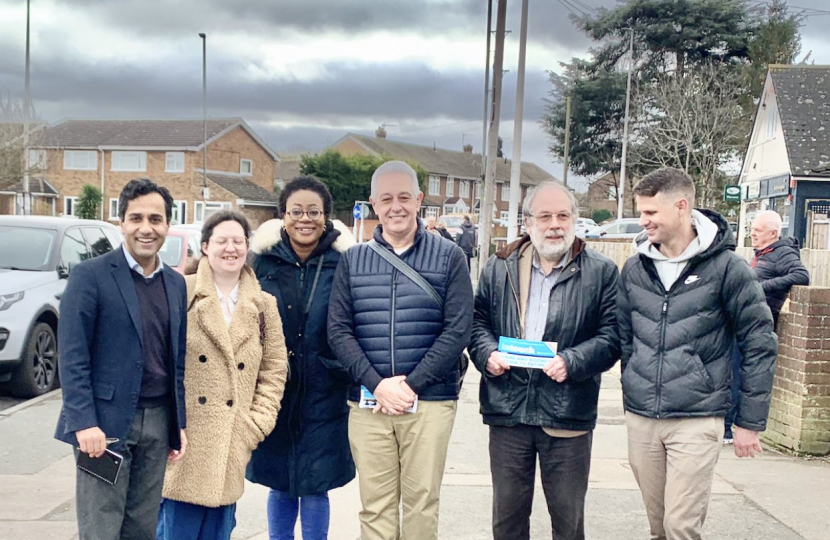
[618,168,777,540]
[749,210,810,327]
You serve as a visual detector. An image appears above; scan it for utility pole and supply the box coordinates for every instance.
[481,0,492,177]
[506,0,529,243]
[21,0,31,215]
[617,28,634,220]
[477,0,507,272]
[199,33,209,201]
[563,95,572,187]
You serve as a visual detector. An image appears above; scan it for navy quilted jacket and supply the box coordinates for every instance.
[328,224,473,401]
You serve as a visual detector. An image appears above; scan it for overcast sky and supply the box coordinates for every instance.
[1,0,829,192]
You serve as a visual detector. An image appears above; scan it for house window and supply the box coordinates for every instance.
[28,149,47,169]
[111,151,147,172]
[194,201,229,222]
[500,211,509,221]
[428,175,440,196]
[64,151,97,171]
[172,200,187,225]
[425,207,439,218]
[240,159,253,175]
[446,178,455,197]
[459,180,470,198]
[108,198,119,221]
[501,184,509,201]
[766,101,779,141]
[166,152,185,173]
[64,196,79,216]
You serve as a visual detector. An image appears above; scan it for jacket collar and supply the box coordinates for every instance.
[251,218,355,256]
[496,234,586,262]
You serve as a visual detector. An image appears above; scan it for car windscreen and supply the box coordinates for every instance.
[439,216,463,227]
[0,226,57,271]
[158,236,184,267]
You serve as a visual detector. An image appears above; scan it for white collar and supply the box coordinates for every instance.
[122,245,163,279]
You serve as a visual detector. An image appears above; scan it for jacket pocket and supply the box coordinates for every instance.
[480,374,515,416]
[92,382,115,401]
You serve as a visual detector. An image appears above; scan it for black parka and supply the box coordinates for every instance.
[617,210,778,430]
[752,237,810,326]
[469,236,620,431]
[246,220,355,498]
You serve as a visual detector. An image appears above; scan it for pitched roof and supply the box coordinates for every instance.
[0,176,59,196]
[335,133,557,186]
[769,65,830,176]
[207,173,278,205]
[30,118,280,161]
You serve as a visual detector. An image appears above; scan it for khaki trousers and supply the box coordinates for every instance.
[626,413,724,540]
[348,400,457,540]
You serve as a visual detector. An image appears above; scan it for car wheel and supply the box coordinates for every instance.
[10,322,59,398]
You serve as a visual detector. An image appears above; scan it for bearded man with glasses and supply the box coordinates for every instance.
[468,181,621,540]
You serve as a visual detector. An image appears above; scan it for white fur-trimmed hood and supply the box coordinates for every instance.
[251,218,355,255]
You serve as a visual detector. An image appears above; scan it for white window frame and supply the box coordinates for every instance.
[766,101,779,141]
[459,180,470,198]
[428,175,441,196]
[28,149,47,169]
[64,196,79,216]
[194,201,230,223]
[111,151,147,172]
[165,152,185,173]
[425,207,439,218]
[476,182,482,199]
[63,150,97,171]
[172,200,187,225]
[501,184,509,201]
[108,198,119,221]
[194,201,204,223]
[240,159,253,175]
[446,177,455,197]
[500,211,509,221]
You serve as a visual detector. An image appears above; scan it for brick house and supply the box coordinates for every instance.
[2,118,281,228]
[330,129,557,222]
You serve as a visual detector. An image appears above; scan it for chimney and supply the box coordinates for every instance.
[463,144,473,153]
[375,125,387,139]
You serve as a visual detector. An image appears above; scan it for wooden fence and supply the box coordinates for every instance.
[585,240,830,287]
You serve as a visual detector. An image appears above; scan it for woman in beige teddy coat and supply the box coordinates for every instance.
[157,210,288,540]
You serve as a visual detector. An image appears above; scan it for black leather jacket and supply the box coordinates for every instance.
[469,236,620,431]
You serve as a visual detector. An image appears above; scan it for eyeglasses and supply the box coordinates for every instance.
[211,236,247,247]
[527,212,573,224]
[285,208,324,221]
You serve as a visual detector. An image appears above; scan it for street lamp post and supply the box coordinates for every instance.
[617,28,634,220]
[198,32,208,201]
[22,0,32,215]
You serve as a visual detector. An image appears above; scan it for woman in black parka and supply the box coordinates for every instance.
[246,176,355,540]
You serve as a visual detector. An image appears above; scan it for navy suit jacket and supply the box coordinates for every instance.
[54,248,187,451]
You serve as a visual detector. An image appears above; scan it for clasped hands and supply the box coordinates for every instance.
[486,351,568,383]
[372,375,416,415]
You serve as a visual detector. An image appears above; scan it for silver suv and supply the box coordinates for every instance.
[0,216,121,397]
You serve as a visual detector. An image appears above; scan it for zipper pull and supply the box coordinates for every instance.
[662,301,667,313]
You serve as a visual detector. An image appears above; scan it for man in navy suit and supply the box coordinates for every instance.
[55,178,188,540]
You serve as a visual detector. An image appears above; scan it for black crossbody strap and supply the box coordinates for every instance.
[368,240,444,311]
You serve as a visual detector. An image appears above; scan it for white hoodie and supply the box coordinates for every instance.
[634,210,719,291]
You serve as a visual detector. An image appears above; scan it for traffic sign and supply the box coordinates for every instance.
[723,185,741,202]
[353,203,362,220]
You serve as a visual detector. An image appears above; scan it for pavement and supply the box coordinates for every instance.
[2,366,830,540]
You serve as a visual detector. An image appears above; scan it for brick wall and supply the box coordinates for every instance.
[763,286,830,456]
[202,126,275,192]
[240,206,278,230]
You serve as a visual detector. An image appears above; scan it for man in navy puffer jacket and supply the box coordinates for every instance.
[328,160,473,540]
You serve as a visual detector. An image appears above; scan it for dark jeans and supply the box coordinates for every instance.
[76,405,170,540]
[489,425,593,540]
[267,489,330,540]
[724,342,742,432]
[156,499,236,540]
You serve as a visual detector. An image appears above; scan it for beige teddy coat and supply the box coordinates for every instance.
[162,258,288,507]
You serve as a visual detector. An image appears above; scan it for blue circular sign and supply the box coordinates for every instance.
[353,204,362,220]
